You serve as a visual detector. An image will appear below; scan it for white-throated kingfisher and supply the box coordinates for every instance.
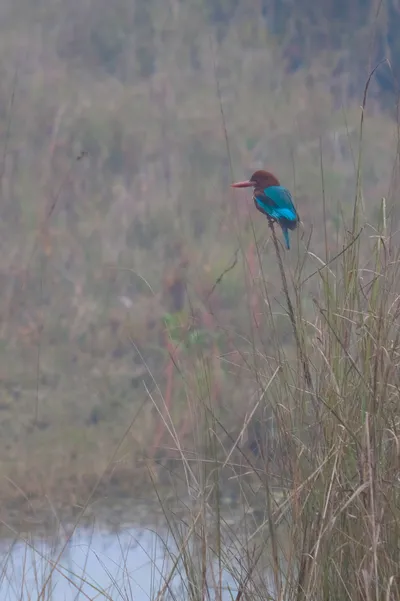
[231,170,299,249]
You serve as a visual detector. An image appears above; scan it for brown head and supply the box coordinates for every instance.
[231,170,280,190]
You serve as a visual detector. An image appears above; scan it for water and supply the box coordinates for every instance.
[0,522,240,600]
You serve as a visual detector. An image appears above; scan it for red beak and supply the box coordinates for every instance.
[231,180,254,188]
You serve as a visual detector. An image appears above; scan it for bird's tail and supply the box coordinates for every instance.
[282,226,290,250]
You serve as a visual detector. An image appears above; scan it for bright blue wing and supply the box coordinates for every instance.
[262,186,298,221]
[254,186,298,250]
[254,186,298,223]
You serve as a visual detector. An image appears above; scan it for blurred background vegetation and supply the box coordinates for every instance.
[0,0,399,512]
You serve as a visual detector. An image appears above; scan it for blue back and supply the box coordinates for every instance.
[254,186,298,224]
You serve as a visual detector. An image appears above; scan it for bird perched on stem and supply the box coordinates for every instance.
[231,170,299,249]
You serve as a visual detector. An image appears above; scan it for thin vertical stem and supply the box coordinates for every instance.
[267,218,313,392]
